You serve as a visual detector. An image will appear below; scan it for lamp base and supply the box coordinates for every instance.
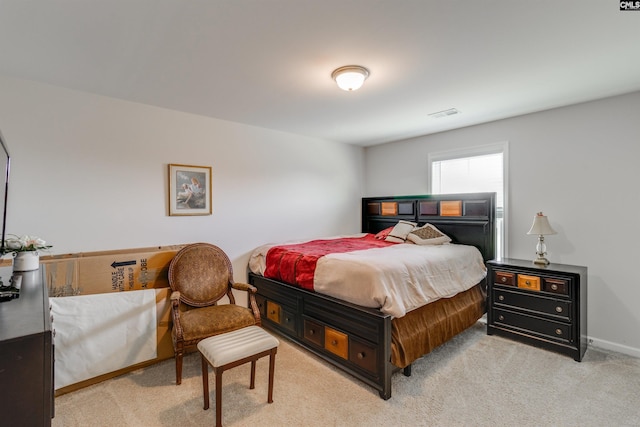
[533,256,550,265]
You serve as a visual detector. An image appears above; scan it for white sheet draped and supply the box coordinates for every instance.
[50,289,157,389]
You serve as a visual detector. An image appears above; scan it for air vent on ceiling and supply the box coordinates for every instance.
[428,108,460,118]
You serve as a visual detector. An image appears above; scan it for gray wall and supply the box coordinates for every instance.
[0,75,365,285]
[365,90,640,357]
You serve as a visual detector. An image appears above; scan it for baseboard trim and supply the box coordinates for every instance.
[589,336,640,359]
[478,316,639,359]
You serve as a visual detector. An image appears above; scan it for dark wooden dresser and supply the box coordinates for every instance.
[486,258,587,361]
[0,269,54,426]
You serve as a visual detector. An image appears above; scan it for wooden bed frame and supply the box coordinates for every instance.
[248,193,495,399]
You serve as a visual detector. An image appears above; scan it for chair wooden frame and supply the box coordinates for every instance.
[169,243,261,384]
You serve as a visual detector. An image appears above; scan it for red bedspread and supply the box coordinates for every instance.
[264,234,396,290]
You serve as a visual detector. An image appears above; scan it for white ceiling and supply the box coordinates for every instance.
[1,1,639,147]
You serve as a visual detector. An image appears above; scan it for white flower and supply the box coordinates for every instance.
[24,236,47,247]
[2,234,52,255]
[6,239,22,250]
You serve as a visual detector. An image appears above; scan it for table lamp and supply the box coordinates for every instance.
[527,212,557,265]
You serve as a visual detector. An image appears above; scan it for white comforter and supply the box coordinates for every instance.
[248,237,486,318]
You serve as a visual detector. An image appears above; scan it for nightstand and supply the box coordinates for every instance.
[486,258,587,361]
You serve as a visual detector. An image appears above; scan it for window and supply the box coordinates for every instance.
[428,143,508,258]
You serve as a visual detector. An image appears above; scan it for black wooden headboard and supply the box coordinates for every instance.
[362,192,496,261]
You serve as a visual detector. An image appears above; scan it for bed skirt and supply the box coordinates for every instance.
[391,283,486,368]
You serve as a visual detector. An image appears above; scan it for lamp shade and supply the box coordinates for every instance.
[527,212,557,235]
[331,65,369,91]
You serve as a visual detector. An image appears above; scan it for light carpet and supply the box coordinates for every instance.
[51,322,640,426]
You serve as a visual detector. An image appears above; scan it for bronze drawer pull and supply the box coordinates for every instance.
[357,352,365,359]
[285,317,290,323]
[498,295,504,301]
[498,315,504,321]
[555,329,562,335]
[269,310,276,315]
[331,340,338,346]
[556,306,563,313]
[501,277,507,283]
[525,280,531,285]
[308,329,315,335]
[551,284,558,290]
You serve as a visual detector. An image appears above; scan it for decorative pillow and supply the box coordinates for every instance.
[385,220,417,243]
[374,226,394,240]
[406,223,452,245]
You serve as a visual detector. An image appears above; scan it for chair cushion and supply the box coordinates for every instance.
[179,304,256,343]
[198,326,279,367]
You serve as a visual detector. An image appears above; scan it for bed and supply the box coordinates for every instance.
[247,193,495,399]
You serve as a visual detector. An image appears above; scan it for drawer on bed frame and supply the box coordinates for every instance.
[303,318,324,347]
[303,316,378,374]
[325,327,349,359]
[250,273,393,399]
[256,294,298,335]
[349,336,378,373]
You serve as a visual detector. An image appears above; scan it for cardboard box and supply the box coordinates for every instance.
[40,245,185,297]
[35,245,185,394]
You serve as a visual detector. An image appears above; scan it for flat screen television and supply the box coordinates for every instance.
[0,130,10,256]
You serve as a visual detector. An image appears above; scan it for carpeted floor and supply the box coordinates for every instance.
[51,322,640,426]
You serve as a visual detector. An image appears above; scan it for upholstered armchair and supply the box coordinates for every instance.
[168,243,261,385]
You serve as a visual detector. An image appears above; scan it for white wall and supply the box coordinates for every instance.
[4,73,639,359]
[365,91,640,358]
[0,75,365,284]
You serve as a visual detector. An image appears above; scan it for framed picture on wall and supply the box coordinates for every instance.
[168,164,212,216]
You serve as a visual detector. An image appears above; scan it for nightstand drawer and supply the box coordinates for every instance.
[544,278,569,295]
[517,274,541,291]
[492,289,571,321]
[493,308,572,343]
[494,271,515,286]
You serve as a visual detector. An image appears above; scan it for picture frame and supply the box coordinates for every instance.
[168,164,212,216]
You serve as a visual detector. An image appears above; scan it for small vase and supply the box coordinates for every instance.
[13,251,40,272]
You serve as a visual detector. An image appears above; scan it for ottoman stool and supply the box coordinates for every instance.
[197,325,279,426]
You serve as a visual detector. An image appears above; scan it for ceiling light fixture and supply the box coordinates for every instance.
[331,65,369,91]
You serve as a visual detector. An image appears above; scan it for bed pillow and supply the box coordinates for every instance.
[385,220,417,243]
[374,226,395,240]
[406,223,452,245]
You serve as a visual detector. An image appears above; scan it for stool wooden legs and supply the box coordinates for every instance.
[250,360,256,389]
[202,355,210,410]
[268,348,276,403]
[216,367,223,427]
[201,348,277,427]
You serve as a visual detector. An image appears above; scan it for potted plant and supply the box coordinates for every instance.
[3,235,52,272]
